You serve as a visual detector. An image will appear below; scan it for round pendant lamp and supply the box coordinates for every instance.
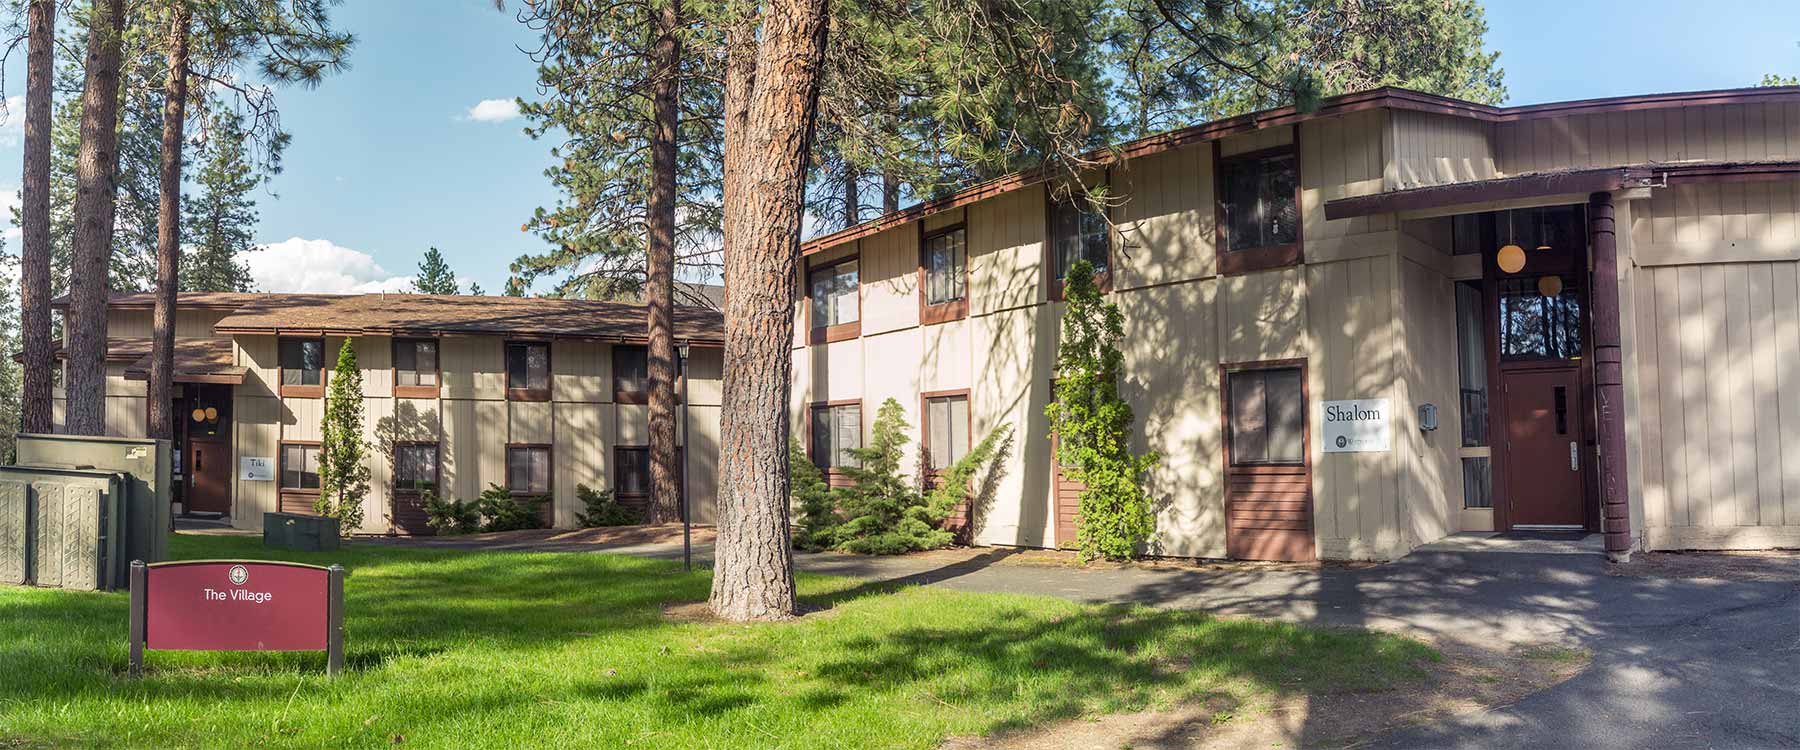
[191,408,206,423]
[1538,274,1564,298]
[1496,209,1527,273]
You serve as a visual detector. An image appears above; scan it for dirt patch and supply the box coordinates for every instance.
[939,641,1590,750]
[1608,550,1800,582]
[660,601,724,624]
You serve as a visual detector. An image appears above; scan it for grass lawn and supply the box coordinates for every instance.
[0,534,1437,749]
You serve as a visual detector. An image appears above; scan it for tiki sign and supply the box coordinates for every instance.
[128,560,345,676]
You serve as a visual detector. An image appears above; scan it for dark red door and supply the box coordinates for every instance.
[1503,369,1585,526]
[186,386,233,514]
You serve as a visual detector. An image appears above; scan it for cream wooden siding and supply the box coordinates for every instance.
[1632,182,1800,266]
[1115,144,1214,288]
[441,337,504,399]
[1396,255,1462,545]
[1388,109,1497,189]
[552,340,607,403]
[1306,255,1404,559]
[1119,278,1224,558]
[1302,109,1395,248]
[861,223,920,336]
[1496,102,1800,174]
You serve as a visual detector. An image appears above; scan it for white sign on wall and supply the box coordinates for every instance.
[1322,399,1391,453]
[240,456,276,481]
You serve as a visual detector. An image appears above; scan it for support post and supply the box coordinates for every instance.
[1588,192,1633,561]
[326,564,345,676]
[127,560,145,677]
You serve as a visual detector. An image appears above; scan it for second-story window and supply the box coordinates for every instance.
[394,339,438,393]
[279,337,324,395]
[1218,147,1300,254]
[506,342,550,400]
[809,258,859,343]
[1050,194,1110,282]
[922,228,967,306]
[612,344,682,403]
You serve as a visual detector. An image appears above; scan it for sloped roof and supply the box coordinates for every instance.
[207,292,725,344]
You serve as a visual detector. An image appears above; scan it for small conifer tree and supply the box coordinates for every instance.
[316,339,369,534]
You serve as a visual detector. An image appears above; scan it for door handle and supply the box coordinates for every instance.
[1568,441,1578,472]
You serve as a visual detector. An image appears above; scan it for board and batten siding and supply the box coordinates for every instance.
[1495,101,1800,174]
[1387,109,1498,190]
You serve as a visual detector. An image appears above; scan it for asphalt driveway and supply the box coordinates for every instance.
[359,528,1800,749]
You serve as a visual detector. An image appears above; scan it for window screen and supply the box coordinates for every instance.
[925,394,971,471]
[279,339,323,386]
[613,345,648,397]
[923,229,967,305]
[507,343,550,392]
[1219,150,1299,252]
[810,403,862,469]
[616,447,650,497]
[507,446,551,494]
[394,444,439,494]
[1050,196,1109,280]
[280,444,321,490]
[395,340,439,387]
[1228,367,1304,465]
[809,261,860,328]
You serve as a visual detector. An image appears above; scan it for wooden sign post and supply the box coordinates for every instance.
[128,560,345,677]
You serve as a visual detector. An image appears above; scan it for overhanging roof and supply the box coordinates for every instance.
[1323,161,1800,220]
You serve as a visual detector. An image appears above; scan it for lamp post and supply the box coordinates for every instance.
[677,340,692,572]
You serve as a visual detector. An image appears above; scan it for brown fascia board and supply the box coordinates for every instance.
[209,323,725,346]
[802,85,1800,254]
[1323,167,1657,220]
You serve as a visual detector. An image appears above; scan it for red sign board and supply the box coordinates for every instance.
[130,560,344,675]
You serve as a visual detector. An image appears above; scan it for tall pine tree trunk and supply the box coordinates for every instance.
[645,0,682,525]
[19,0,54,435]
[709,0,829,623]
[882,172,898,214]
[842,165,858,228]
[65,0,127,436]
[149,3,192,442]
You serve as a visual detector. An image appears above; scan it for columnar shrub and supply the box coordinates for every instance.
[1046,259,1159,561]
[316,339,368,535]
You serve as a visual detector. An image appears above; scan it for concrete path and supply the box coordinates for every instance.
[360,530,1799,749]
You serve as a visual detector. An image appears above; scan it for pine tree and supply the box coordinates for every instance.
[179,107,258,293]
[316,339,369,535]
[0,245,24,460]
[1046,259,1158,561]
[18,0,55,435]
[65,0,129,436]
[412,247,459,294]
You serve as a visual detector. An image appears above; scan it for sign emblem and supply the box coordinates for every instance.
[228,565,248,586]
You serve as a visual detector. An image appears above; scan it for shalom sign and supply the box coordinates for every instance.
[1322,398,1391,453]
[128,560,345,676]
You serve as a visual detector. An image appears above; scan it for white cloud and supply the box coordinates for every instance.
[0,96,25,147]
[0,186,19,242]
[243,237,413,293]
[464,98,521,123]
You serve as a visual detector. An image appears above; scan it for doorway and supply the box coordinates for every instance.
[183,385,233,515]
[1502,369,1585,526]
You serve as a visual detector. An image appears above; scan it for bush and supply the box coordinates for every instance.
[575,484,640,527]
[792,398,1012,555]
[423,490,481,535]
[475,483,548,532]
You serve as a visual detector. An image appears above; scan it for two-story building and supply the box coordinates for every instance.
[792,85,1800,561]
[50,292,724,535]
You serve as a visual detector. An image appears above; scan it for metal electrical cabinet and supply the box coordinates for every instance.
[15,434,173,566]
[0,468,127,590]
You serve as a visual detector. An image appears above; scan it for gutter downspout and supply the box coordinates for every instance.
[1588,192,1632,561]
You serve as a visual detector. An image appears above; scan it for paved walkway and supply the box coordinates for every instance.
[360,529,1799,749]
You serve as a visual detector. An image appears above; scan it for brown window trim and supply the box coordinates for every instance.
[392,338,442,399]
[277,440,323,495]
[611,344,686,404]
[919,388,972,478]
[277,336,325,398]
[1219,358,1310,472]
[1213,134,1305,277]
[807,398,863,477]
[504,443,554,497]
[1044,179,1115,302]
[918,223,970,325]
[806,253,862,345]
[391,441,441,496]
[612,445,685,504]
[505,340,552,402]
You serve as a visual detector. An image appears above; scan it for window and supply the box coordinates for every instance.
[1218,147,1299,254]
[506,342,550,399]
[923,393,970,472]
[922,228,967,307]
[506,445,551,495]
[615,447,651,498]
[612,345,683,403]
[1049,195,1109,282]
[1462,455,1493,509]
[1497,277,1582,361]
[1226,367,1305,466]
[809,259,860,342]
[279,338,324,394]
[1455,281,1489,447]
[394,339,439,392]
[280,443,321,490]
[394,444,439,495]
[810,402,862,470]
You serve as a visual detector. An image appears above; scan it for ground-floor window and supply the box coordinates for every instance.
[615,447,650,499]
[810,402,862,470]
[922,392,970,471]
[1455,279,1494,509]
[394,443,440,494]
[280,443,321,490]
[506,445,551,495]
[1225,367,1304,465]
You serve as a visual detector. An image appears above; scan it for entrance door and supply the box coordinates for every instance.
[185,386,233,514]
[1502,369,1585,526]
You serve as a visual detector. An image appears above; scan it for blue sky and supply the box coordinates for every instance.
[0,0,1796,294]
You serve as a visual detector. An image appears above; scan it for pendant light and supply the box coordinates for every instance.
[1497,210,1526,273]
[1538,274,1564,298]
[1535,210,1553,252]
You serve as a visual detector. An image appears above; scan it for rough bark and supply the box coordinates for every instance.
[882,172,899,214]
[645,0,682,524]
[19,0,55,435]
[708,0,830,622]
[149,3,192,442]
[65,0,127,436]
[843,165,858,228]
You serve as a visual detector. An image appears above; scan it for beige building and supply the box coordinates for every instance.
[51,292,724,534]
[794,85,1800,560]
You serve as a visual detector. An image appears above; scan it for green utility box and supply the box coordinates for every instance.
[263,512,341,552]
[0,468,127,590]
[15,434,172,567]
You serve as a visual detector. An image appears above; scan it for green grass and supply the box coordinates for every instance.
[0,535,1437,749]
